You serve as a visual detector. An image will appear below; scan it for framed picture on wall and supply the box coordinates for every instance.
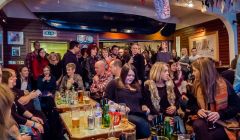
[11,47,20,57]
[189,31,219,61]
[8,31,24,45]
[77,35,94,44]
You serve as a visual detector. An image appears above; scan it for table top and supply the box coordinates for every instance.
[55,98,97,112]
[60,112,135,140]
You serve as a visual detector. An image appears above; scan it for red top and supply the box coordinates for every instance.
[32,57,49,80]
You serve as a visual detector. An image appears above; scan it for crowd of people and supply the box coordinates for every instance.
[0,40,240,140]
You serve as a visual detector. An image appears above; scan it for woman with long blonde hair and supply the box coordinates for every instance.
[144,62,185,133]
[144,62,180,116]
[191,57,240,140]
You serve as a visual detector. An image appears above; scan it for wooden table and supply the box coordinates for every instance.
[55,98,97,112]
[60,112,136,140]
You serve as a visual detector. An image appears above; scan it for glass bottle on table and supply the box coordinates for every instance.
[102,104,110,128]
[95,103,102,128]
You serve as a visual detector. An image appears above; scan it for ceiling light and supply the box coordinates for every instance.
[51,22,61,27]
[124,29,134,33]
[80,26,88,29]
[111,28,117,32]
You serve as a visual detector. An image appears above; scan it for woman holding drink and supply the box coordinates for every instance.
[191,57,240,140]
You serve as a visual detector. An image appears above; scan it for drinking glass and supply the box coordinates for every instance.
[71,107,80,128]
[83,91,90,104]
[120,129,136,140]
[205,111,216,130]
[118,103,128,126]
[78,90,84,103]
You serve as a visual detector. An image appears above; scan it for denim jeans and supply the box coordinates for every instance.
[174,116,186,134]
[33,98,42,111]
[128,114,151,139]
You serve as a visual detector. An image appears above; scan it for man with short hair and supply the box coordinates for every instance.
[105,59,122,101]
[189,48,200,63]
[90,60,112,101]
[62,41,82,75]
[25,41,41,72]
[109,59,122,78]
[129,43,145,85]
[111,45,119,59]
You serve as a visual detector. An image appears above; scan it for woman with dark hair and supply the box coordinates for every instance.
[105,64,151,139]
[32,48,49,80]
[37,65,56,96]
[15,66,33,92]
[101,47,112,66]
[86,44,100,85]
[15,65,42,111]
[191,57,240,140]
[79,48,89,89]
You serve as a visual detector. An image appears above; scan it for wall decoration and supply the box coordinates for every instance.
[11,47,21,57]
[8,31,24,45]
[189,31,219,61]
[77,35,94,44]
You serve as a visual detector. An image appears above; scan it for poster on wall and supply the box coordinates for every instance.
[11,47,21,57]
[77,35,94,44]
[189,31,219,61]
[8,31,24,45]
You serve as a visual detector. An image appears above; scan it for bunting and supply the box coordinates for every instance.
[154,0,171,19]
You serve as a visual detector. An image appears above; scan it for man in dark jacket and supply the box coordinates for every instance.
[62,41,82,76]
[129,43,145,85]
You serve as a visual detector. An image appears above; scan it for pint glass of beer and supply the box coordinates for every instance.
[78,90,84,103]
[71,107,80,128]
[83,91,90,104]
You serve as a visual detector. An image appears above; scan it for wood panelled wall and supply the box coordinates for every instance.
[173,19,229,65]
[2,18,98,69]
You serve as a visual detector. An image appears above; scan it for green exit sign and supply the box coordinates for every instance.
[43,30,57,37]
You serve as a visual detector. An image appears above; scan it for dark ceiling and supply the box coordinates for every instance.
[35,12,175,34]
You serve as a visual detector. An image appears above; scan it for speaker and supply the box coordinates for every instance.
[160,23,176,37]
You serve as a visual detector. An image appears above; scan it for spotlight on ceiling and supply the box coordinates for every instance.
[51,22,61,27]
[80,26,88,29]
[123,29,134,33]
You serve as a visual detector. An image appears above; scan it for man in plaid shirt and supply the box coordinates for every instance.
[90,60,112,101]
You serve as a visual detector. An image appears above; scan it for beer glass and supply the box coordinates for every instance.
[120,129,136,140]
[205,111,216,130]
[78,90,84,103]
[83,91,90,104]
[71,107,80,128]
[118,103,128,126]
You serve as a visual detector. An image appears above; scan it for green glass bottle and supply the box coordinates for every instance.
[102,104,110,128]
[164,120,171,139]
